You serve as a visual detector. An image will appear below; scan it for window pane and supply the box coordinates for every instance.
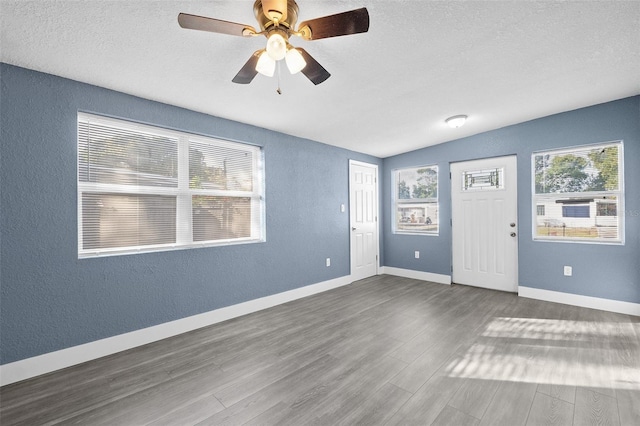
[82,193,176,250]
[192,196,252,242]
[189,141,254,191]
[534,196,619,240]
[78,120,178,187]
[397,166,437,200]
[396,202,438,233]
[534,144,619,194]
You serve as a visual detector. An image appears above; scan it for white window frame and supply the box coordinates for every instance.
[393,165,439,235]
[531,140,624,245]
[78,112,265,258]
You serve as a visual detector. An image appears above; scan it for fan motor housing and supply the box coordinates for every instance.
[253,0,299,31]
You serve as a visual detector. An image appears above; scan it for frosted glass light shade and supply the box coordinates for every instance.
[446,115,467,128]
[256,51,276,77]
[285,48,306,74]
[266,33,287,61]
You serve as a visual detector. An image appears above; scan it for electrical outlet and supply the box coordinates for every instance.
[415,251,420,259]
[326,258,331,267]
[563,266,572,276]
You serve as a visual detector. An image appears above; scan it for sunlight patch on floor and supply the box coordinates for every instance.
[442,317,640,390]
[482,317,634,340]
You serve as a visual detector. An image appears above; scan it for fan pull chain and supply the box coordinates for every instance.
[276,60,282,95]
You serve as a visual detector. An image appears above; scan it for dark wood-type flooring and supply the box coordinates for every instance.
[1,275,639,425]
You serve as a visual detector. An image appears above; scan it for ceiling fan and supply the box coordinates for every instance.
[178,0,370,85]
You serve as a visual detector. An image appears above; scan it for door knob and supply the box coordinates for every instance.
[352,227,357,231]
[510,232,516,237]
[510,223,516,227]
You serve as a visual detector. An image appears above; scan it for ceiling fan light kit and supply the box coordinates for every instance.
[256,50,276,77]
[266,32,287,60]
[285,47,306,74]
[178,0,370,86]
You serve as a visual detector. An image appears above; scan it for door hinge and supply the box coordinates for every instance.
[450,219,452,226]
[449,172,452,179]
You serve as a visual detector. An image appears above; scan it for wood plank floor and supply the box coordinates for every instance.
[1,275,639,425]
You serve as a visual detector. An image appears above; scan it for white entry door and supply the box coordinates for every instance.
[349,160,379,281]
[451,156,518,292]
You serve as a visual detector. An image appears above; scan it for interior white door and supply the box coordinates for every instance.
[349,160,379,281]
[451,156,518,292]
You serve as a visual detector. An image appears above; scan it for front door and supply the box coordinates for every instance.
[451,156,518,292]
[349,160,379,281]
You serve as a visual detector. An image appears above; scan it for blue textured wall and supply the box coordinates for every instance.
[2,63,637,367]
[383,96,640,304]
[0,64,381,365]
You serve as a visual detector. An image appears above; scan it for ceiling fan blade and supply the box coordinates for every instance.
[178,13,257,37]
[232,51,262,84]
[297,48,330,85]
[297,8,369,40]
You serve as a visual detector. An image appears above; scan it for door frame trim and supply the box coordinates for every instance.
[349,159,380,279]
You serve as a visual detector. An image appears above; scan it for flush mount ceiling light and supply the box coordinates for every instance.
[446,115,468,128]
[177,0,370,86]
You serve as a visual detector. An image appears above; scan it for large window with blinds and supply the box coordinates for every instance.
[77,113,265,258]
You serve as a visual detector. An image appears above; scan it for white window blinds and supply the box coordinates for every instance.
[78,113,264,258]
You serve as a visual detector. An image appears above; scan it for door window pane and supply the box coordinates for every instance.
[462,168,504,191]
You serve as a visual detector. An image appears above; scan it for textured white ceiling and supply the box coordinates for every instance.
[1,1,639,157]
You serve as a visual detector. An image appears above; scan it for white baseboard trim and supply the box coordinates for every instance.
[0,275,353,387]
[380,267,451,285]
[518,286,640,317]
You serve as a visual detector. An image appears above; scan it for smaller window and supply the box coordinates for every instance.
[597,202,617,216]
[536,205,545,216]
[562,205,589,218]
[394,165,439,235]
